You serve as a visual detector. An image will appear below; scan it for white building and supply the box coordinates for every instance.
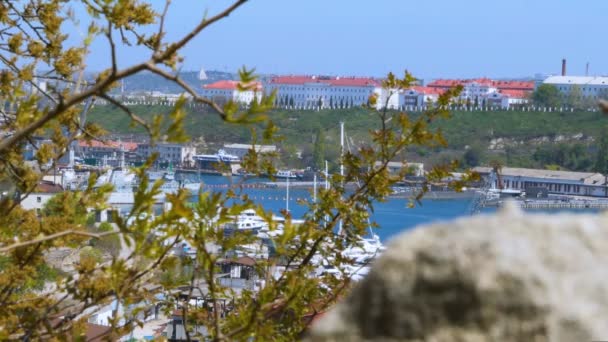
[374,87,441,110]
[20,181,63,213]
[137,143,196,165]
[265,75,379,109]
[374,161,425,177]
[78,140,138,159]
[542,76,608,100]
[374,88,401,110]
[223,143,277,159]
[474,167,608,197]
[201,80,262,105]
[460,79,498,100]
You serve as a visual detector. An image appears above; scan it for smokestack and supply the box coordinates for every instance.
[586,62,590,76]
[561,59,567,76]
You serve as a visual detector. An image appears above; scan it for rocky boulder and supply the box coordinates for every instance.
[309,203,608,341]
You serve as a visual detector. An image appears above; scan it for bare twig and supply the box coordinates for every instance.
[0,230,119,253]
[153,0,248,62]
[155,0,171,53]
[98,93,152,135]
[144,63,225,115]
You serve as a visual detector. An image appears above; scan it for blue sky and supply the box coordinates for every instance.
[77,0,608,79]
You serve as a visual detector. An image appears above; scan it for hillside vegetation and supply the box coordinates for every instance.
[89,105,607,171]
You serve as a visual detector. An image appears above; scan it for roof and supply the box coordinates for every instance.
[85,323,114,342]
[268,75,380,87]
[408,86,444,95]
[543,76,608,86]
[473,167,606,185]
[218,256,257,266]
[35,180,63,193]
[78,140,138,151]
[498,89,530,99]
[427,79,534,91]
[203,80,262,91]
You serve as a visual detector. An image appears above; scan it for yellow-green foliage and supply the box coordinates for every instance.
[0,1,475,341]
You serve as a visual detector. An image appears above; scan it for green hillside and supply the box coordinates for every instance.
[88,105,608,171]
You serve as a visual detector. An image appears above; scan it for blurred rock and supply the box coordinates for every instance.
[309,203,608,341]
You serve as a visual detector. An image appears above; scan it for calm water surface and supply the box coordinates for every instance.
[183,174,600,243]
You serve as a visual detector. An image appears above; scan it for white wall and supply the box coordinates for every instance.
[20,193,55,212]
[267,83,375,109]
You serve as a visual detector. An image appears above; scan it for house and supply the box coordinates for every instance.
[374,161,425,177]
[137,143,196,166]
[216,256,259,290]
[473,166,608,197]
[20,181,63,213]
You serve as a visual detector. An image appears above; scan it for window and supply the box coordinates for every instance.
[37,196,42,203]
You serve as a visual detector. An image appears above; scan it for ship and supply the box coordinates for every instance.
[192,150,240,175]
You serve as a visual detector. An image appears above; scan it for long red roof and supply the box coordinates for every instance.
[203,80,262,91]
[427,78,534,91]
[269,75,380,87]
[498,89,530,99]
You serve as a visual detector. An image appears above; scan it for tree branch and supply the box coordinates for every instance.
[98,93,151,135]
[144,63,225,116]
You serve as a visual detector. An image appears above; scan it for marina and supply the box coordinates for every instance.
[46,164,608,243]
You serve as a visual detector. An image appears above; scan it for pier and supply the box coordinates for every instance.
[502,199,608,210]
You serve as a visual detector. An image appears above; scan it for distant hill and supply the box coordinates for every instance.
[112,70,235,94]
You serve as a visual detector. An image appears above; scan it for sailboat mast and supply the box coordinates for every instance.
[324,160,329,190]
[313,173,317,203]
[340,121,344,179]
[338,122,344,235]
[286,176,290,212]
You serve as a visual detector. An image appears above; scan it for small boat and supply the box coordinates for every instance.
[224,209,270,235]
[487,187,524,198]
[274,170,297,179]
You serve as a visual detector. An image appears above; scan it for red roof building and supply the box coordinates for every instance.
[201,80,263,105]
[410,86,445,95]
[203,80,262,91]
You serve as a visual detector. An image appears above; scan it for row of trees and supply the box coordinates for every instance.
[275,95,357,109]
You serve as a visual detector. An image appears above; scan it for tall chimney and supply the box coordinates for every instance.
[561,59,567,76]
[586,62,590,76]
